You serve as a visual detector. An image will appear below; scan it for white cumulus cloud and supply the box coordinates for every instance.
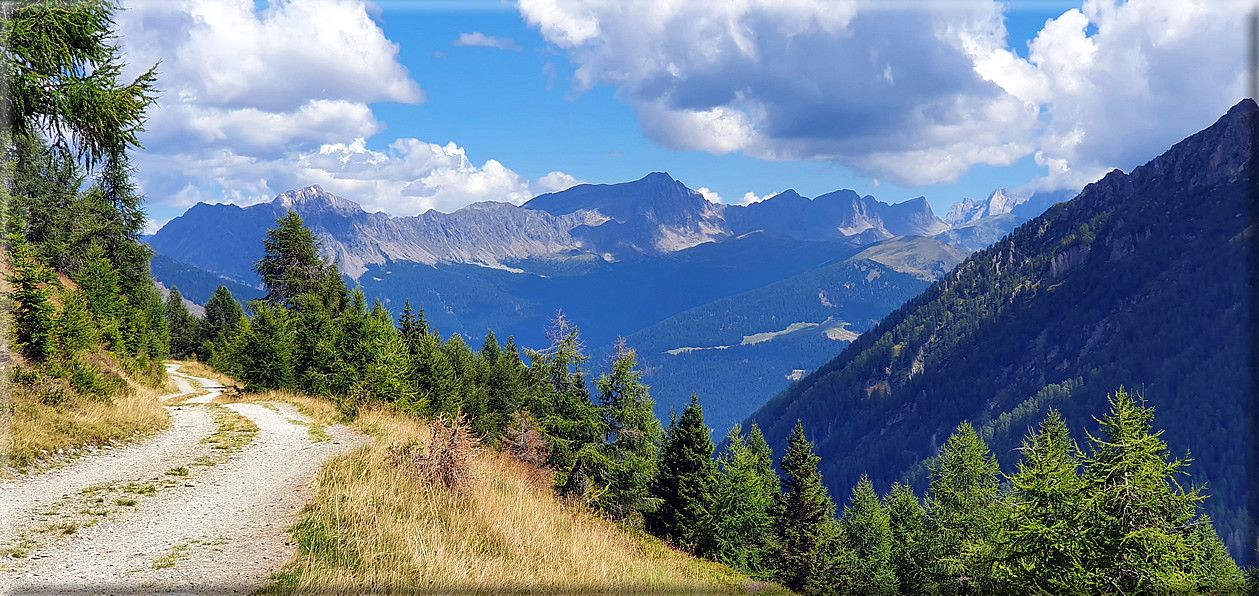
[452,32,524,51]
[117,0,538,218]
[534,171,585,193]
[521,0,1250,191]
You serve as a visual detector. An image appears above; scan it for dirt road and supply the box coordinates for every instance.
[0,364,367,595]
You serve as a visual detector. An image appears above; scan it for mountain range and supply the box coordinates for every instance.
[150,172,1062,284]
[745,99,1256,561]
[148,166,1063,441]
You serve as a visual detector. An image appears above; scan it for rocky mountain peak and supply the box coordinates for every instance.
[273,185,366,217]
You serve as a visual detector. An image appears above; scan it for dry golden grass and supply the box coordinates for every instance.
[265,409,786,595]
[167,359,238,387]
[4,381,170,472]
[215,388,341,427]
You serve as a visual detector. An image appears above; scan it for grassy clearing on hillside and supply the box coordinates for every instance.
[170,359,238,387]
[3,357,173,473]
[264,409,785,595]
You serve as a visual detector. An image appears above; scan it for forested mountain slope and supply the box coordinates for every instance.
[746,99,1256,559]
[614,237,965,433]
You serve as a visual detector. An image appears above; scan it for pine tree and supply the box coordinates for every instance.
[884,483,933,594]
[9,239,57,361]
[772,421,837,593]
[591,343,662,526]
[164,286,201,359]
[925,422,1003,593]
[1078,389,1205,592]
[841,476,898,593]
[254,211,331,309]
[701,423,779,578]
[202,285,244,347]
[646,393,716,550]
[1002,409,1086,590]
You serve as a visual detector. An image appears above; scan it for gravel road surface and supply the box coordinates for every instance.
[1,364,368,595]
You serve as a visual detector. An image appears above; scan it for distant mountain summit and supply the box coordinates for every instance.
[525,172,730,254]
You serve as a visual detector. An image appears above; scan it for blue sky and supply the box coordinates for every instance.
[367,3,1055,210]
[118,0,1247,230]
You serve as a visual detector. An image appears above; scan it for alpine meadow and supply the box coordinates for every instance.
[2,0,1256,594]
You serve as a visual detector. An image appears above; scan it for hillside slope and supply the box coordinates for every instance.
[615,237,965,433]
[745,99,1255,558]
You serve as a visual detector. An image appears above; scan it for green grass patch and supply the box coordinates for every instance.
[165,467,189,476]
[123,482,157,495]
[201,405,259,452]
[115,498,137,507]
[151,543,190,570]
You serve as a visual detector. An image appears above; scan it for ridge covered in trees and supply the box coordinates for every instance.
[746,99,1258,562]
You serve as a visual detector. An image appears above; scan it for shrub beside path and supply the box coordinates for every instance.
[0,363,369,595]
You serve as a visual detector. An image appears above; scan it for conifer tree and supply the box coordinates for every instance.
[229,304,292,391]
[1183,516,1246,592]
[841,476,898,593]
[1002,409,1086,590]
[75,243,121,324]
[1078,389,1206,592]
[254,211,331,309]
[701,424,779,578]
[925,422,1003,593]
[202,285,244,347]
[164,286,200,359]
[885,482,933,594]
[10,239,57,360]
[647,393,716,550]
[291,296,337,396]
[591,343,662,526]
[55,288,96,355]
[772,421,837,593]
[525,314,602,488]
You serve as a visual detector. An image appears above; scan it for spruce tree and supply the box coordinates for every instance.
[10,239,57,361]
[647,393,716,550]
[75,243,121,324]
[1078,389,1205,592]
[229,304,292,391]
[773,421,837,593]
[1183,516,1246,592]
[841,476,898,593]
[885,482,932,593]
[702,424,779,578]
[925,422,1003,593]
[164,286,200,359]
[1002,409,1086,590]
[202,285,244,347]
[592,344,662,526]
[55,288,97,355]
